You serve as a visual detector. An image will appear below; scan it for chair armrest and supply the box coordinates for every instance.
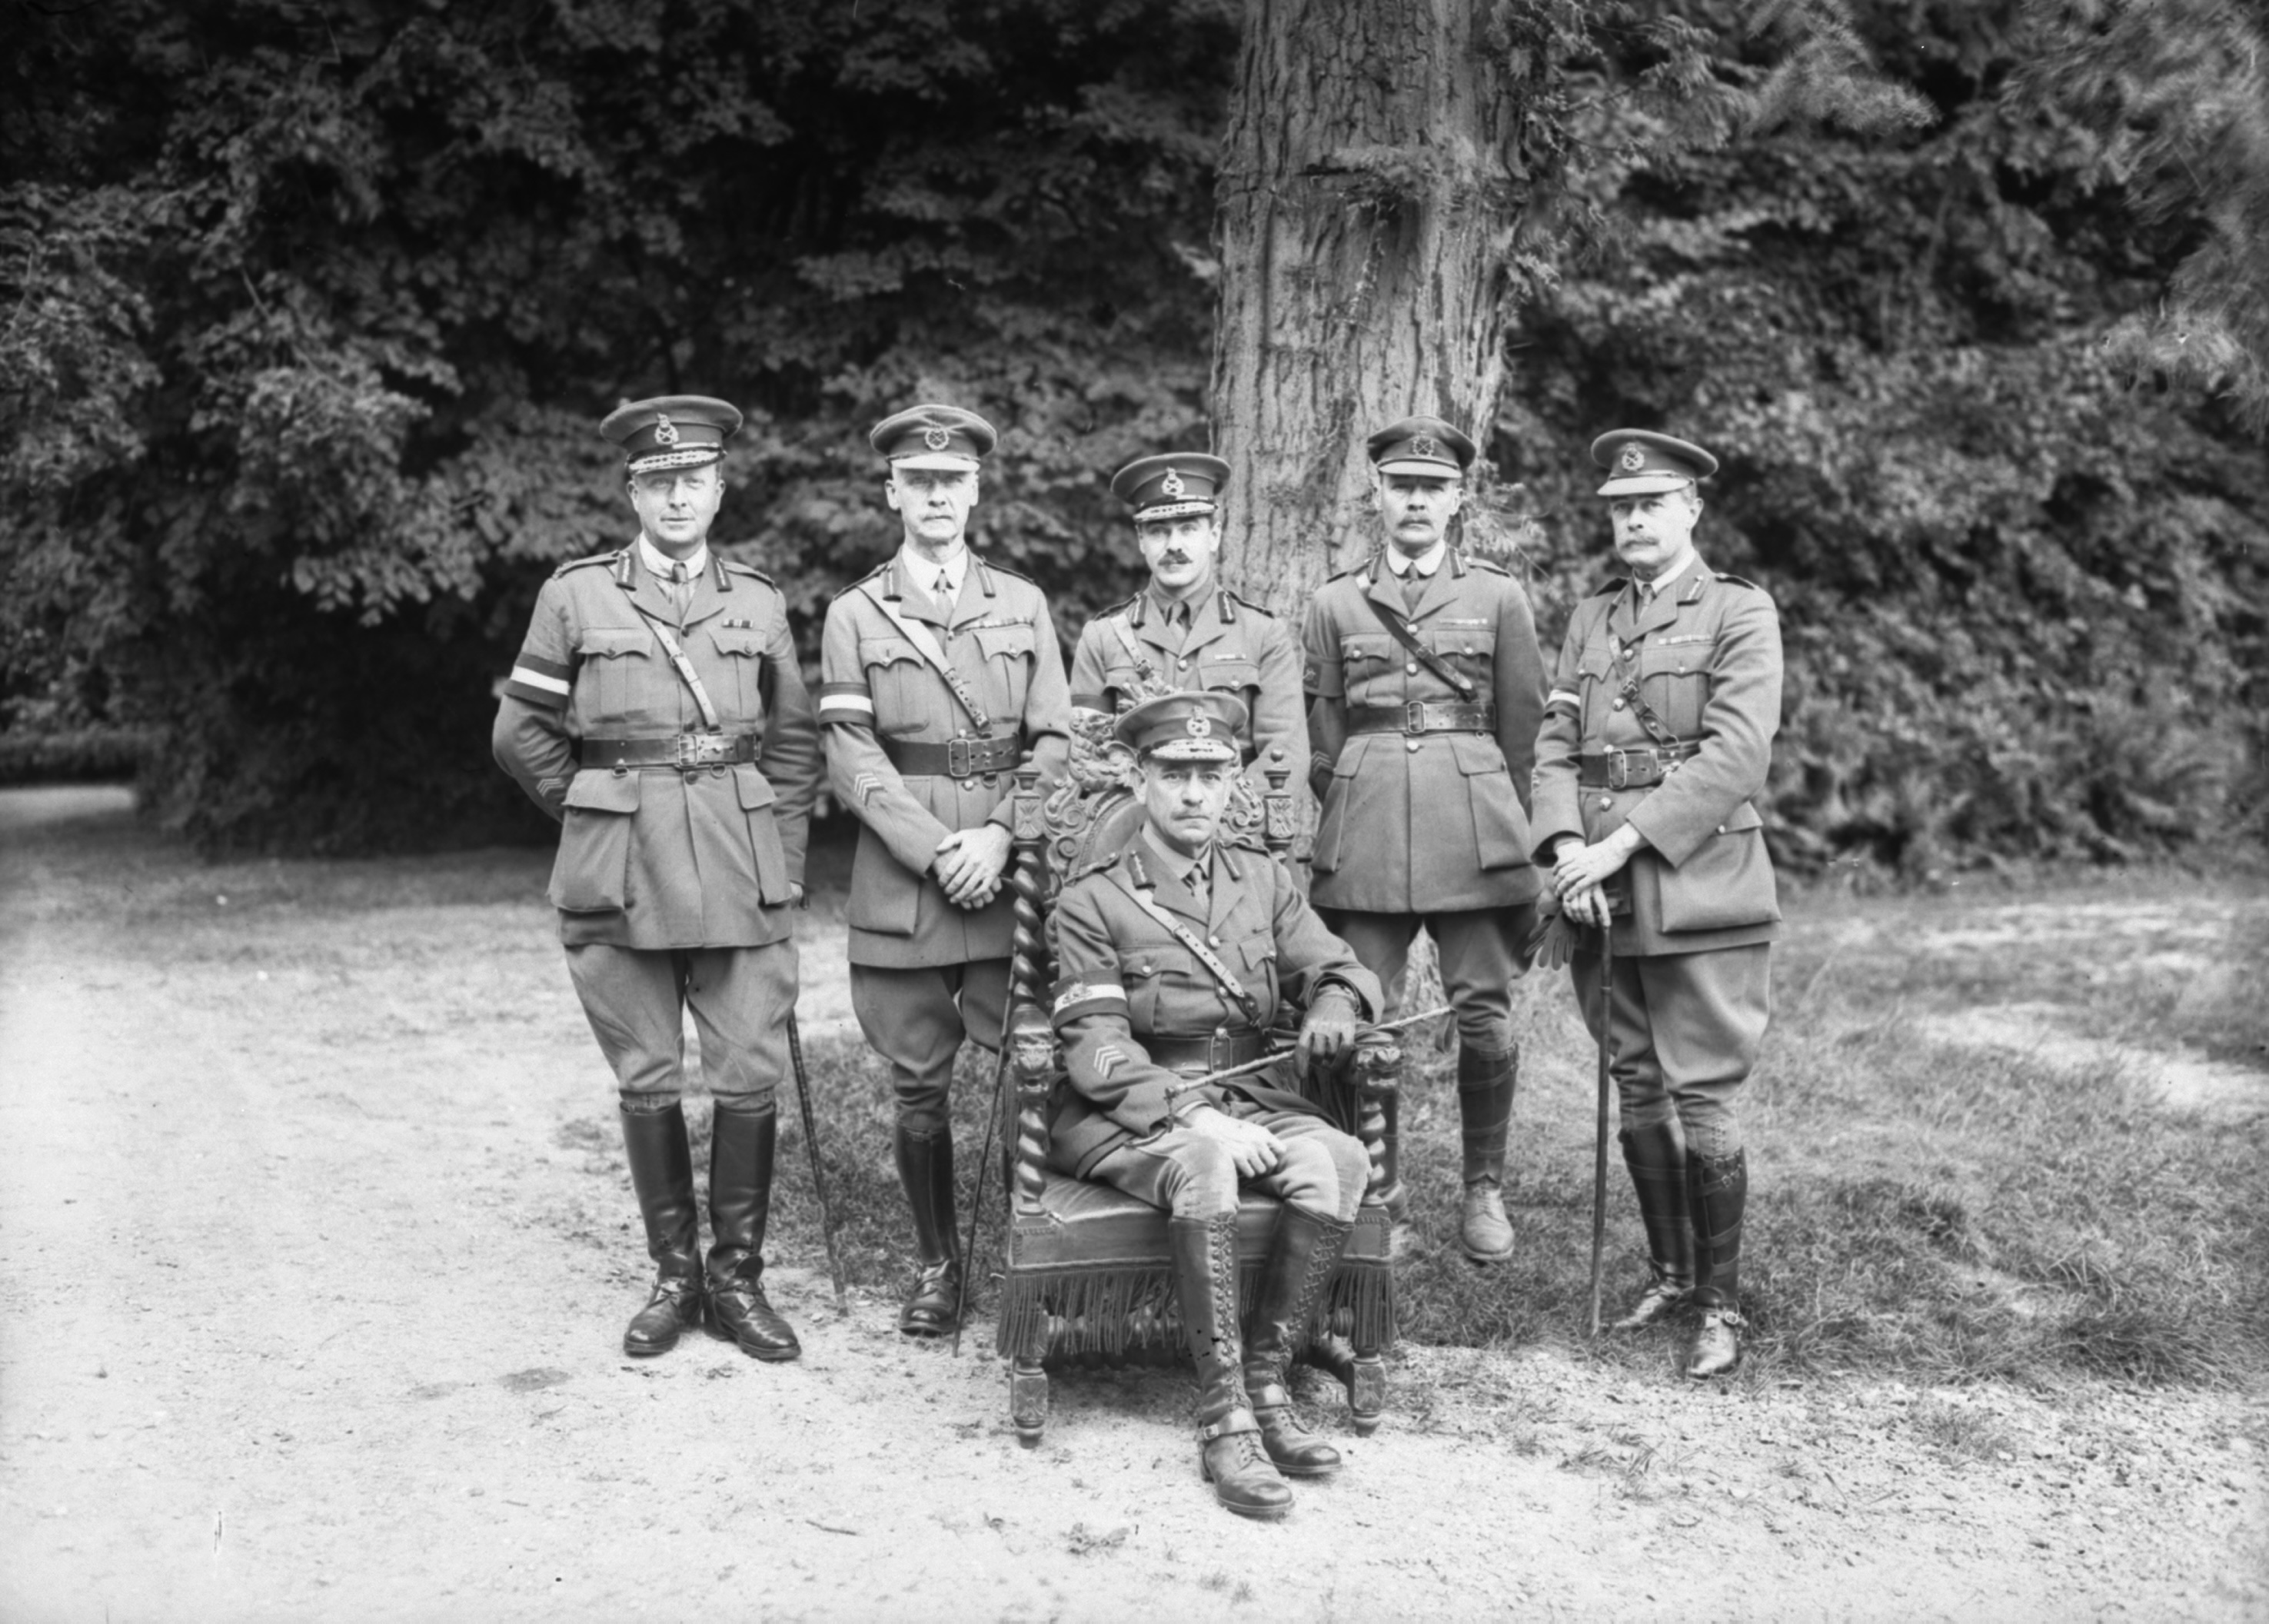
[1009,1007,1059,1216]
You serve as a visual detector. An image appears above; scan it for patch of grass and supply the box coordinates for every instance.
[1909,1397,2018,1464]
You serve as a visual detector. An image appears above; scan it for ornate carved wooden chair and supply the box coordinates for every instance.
[987,731,1402,1447]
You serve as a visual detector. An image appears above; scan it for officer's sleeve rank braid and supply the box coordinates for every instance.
[505,651,573,710]
[817,681,874,724]
[1050,977,1127,1027]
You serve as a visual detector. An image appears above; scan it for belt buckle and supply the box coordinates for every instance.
[1403,701,1428,734]
[673,733,724,768]
[1605,750,1632,790]
[947,736,974,778]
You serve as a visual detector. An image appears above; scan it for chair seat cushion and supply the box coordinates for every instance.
[1008,1169,1391,1270]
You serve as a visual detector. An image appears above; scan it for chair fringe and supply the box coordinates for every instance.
[996,1257,1396,1360]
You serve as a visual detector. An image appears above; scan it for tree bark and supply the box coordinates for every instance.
[1209,0,1528,608]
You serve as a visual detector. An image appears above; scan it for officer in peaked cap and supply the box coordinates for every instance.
[493,394,823,1364]
[1069,451,1304,775]
[1299,413,1548,1264]
[1531,426,1782,1379]
[1046,689,1382,1519]
[817,401,1071,1336]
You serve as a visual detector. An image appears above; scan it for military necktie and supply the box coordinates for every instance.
[1401,566,1429,611]
[1183,862,1209,907]
[669,561,692,618]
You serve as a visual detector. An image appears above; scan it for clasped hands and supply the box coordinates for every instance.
[1550,824,1645,930]
[933,822,1013,907]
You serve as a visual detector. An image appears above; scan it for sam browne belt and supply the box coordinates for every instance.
[581,731,760,769]
[1578,742,1701,788]
[1346,701,1497,736]
[881,732,1023,779]
[1145,1029,1269,1073]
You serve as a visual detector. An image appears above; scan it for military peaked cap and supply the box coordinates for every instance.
[1117,691,1246,763]
[1367,415,1476,477]
[870,404,997,470]
[1591,429,1718,496]
[601,395,743,474]
[1110,452,1228,523]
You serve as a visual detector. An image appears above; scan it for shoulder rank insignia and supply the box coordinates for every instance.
[984,557,1036,586]
[1715,571,1763,591]
[722,558,777,587]
[1223,587,1273,617]
[831,560,893,600]
[552,548,623,579]
[1588,577,1624,597]
[1466,553,1509,576]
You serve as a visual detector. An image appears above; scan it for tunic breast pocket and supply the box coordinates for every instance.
[1121,958,1165,1034]
[1339,634,1395,704]
[973,621,1037,715]
[1234,932,1278,1012]
[1196,657,1260,698]
[1638,635,1717,737]
[710,626,767,720]
[577,627,655,724]
[858,636,930,735]
[1428,624,1496,687]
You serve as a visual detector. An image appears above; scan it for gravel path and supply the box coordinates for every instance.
[2,787,2262,1622]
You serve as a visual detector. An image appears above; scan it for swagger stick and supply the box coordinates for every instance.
[1586,922,1615,1337]
[953,994,1017,1359]
[784,1011,848,1311]
[1159,1004,1453,1099]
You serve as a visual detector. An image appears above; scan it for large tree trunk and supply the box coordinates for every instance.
[1209,0,1529,609]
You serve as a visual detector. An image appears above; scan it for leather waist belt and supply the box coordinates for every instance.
[1346,701,1497,736]
[581,732,760,770]
[1579,743,1700,789]
[882,733,1023,779]
[1148,1030,1269,1073]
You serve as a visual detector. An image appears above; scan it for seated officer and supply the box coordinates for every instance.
[1047,691,1385,1521]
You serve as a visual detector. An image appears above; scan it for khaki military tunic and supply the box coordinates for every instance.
[1529,557,1782,956]
[1047,829,1382,1180]
[1302,549,1548,913]
[1530,554,1783,1153]
[1069,583,1304,773]
[817,553,1072,969]
[494,545,821,948]
[492,542,821,1107]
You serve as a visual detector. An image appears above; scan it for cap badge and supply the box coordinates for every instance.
[1410,434,1439,460]
[1186,714,1212,737]
[1619,444,1647,472]
[654,414,680,448]
[1160,468,1186,498]
[922,425,953,451]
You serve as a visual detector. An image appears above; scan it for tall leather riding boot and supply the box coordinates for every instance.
[1242,1204,1354,1479]
[1685,1148,1748,1378]
[1171,1214,1292,1520]
[893,1124,961,1337]
[1609,1122,1694,1332]
[1456,1042,1519,1263]
[1372,1093,1408,1222]
[619,1102,705,1356]
[706,1102,800,1362]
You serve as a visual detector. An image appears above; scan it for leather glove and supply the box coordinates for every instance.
[1521,897,1583,971]
[1296,988,1362,1067]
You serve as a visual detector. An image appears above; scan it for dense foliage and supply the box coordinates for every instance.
[1502,0,2268,872]
[2,0,2261,864]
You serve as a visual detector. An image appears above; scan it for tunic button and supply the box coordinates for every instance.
[1599,797,1613,810]
[1612,698,1626,710]
[1209,935,1220,947]
[1406,740,1420,754]
[1717,824,1726,834]
[1405,661,1419,674]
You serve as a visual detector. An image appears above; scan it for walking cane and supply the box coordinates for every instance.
[1585,916,1614,1338]
[784,1011,849,1312]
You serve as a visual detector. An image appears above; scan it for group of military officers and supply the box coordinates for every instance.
[492,393,1785,1519]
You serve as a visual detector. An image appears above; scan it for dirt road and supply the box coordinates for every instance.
[2,787,2262,1622]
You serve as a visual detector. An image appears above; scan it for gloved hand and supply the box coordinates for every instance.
[1522,899,1583,971]
[1296,988,1362,1067]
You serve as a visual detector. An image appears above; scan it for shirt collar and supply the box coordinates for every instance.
[1146,580,1215,624]
[1138,824,1211,887]
[637,534,709,581]
[1382,540,1447,579]
[899,543,970,600]
[1634,550,1698,598]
